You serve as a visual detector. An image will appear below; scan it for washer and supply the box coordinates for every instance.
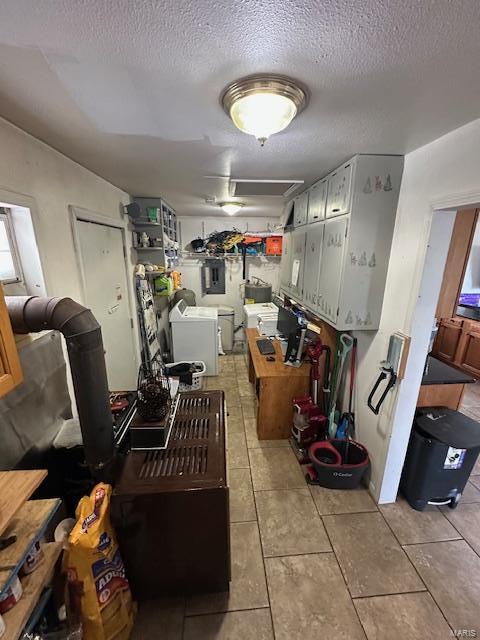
[170,300,218,375]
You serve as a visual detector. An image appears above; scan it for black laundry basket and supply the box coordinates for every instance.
[401,407,480,511]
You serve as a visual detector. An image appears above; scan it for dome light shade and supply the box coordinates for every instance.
[220,202,244,215]
[222,74,307,145]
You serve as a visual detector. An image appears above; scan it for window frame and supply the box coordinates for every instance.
[0,209,24,284]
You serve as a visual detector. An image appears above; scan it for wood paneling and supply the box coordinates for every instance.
[436,209,478,319]
[432,318,464,362]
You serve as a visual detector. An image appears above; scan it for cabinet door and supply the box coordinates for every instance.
[0,284,23,397]
[303,222,324,310]
[289,229,306,299]
[317,217,348,323]
[307,180,327,224]
[326,162,353,218]
[432,318,463,363]
[279,232,292,293]
[456,326,480,377]
[294,192,309,227]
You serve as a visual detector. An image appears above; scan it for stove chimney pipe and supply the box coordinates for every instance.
[6,296,114,476]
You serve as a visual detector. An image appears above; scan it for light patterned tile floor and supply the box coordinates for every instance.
[132,350,480,639]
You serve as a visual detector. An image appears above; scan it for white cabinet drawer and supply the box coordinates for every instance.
[307,179,327,223]
[326,162,353,218]
[293,191,309,227]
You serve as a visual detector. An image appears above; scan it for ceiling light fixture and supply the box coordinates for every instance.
[220,202,244,215]
[221,74,307,146]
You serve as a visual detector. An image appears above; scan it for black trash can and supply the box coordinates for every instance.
[401,407,480,511]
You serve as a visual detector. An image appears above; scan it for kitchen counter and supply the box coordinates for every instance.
[418,356,476,410]
[422,356,476,386]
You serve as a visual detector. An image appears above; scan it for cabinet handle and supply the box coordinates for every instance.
[332,208,340,213]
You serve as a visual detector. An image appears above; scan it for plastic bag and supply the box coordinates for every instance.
[66,484,135,640]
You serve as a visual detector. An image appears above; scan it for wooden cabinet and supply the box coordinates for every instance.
[433,317,480,377]
[307,179,327,223]
[0,283,23,397]
[457,325,480,377]
[433,318,464,363]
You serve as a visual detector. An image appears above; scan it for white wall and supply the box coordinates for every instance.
[355,117,480,503]
[0,116,131,301]
[178,216,282,341]
[0,116,136,394]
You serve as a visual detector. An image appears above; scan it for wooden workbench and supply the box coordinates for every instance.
[246,328,310,439]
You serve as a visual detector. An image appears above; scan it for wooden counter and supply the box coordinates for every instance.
[417,356,476,410]
[246,328,310,439]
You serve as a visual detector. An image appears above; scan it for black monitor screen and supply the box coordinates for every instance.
[277,306,299,338]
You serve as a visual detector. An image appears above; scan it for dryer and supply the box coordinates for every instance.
[170,300,218,375]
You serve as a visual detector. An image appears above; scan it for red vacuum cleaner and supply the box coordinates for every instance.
[290,338,330,463]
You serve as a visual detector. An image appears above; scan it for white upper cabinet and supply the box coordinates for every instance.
[280,154,404,330]
[316,217,348,323]
[293,191,309,227]
[307,179,327,223]
[303,222,324,309]
[279,231,292,292]
[289,229,307,299]
[325,162,353,218]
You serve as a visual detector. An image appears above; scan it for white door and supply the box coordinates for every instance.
[76,220,137,389]
[317,217,348,324]
[303,222,324,310]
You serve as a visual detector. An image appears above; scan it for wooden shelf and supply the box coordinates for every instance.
[2,542,62,640]
[0,471,47,538]
[135,247,164,252]
[0,498,61,594]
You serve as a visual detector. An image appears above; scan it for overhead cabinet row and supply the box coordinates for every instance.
[280,154,404,330]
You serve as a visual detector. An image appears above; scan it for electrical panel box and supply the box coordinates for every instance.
[202,258,226,294]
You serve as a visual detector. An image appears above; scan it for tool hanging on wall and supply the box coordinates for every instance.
[328,333,354,438]
[367,332,410,415]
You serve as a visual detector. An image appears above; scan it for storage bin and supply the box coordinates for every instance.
[165,361,206,391]
[266,236,283,256]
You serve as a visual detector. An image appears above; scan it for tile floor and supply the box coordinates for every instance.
[132,356,480,639]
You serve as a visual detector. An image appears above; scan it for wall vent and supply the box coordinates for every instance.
[229,179,303,198]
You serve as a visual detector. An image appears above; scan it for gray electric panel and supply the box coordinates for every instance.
[202,258,226,294]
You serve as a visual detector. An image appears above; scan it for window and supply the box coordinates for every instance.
[0,208,23,283]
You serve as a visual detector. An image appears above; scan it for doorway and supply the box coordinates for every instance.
[72,210,138,389]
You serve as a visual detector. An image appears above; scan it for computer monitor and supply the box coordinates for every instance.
[276,306,299,339]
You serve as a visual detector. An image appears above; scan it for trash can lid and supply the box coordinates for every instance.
[415,407,480,449]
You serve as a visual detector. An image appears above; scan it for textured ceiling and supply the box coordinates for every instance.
[0,0,480,217]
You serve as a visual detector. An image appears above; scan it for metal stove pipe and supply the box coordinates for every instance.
[6,296,114,476]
